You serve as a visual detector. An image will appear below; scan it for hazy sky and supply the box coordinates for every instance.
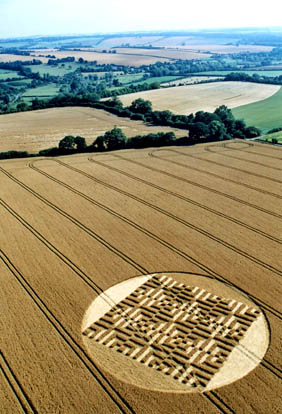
[1,0,282,38]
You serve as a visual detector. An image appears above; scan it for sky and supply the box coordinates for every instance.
[0,0,282,38]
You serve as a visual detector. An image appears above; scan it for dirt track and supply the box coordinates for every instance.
[0,140,281,413]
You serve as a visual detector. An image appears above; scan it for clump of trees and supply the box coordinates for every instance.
[55,127,177,155]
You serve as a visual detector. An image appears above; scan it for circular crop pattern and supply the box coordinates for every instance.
[82,273,269,392]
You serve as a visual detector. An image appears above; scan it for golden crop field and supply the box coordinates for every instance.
[113,48,211,60]
[119,81,280,114]
[0,107,186,153]
[168,44,274,54]
[161,76,222,86]
[0,54,45,63]
[30,49,170,66]
[0,140,281,413]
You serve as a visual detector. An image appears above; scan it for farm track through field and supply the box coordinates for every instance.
[108,153,282,221]
[150,150,282,199]
[88,155,282,280]
[0,349,37,414]
[205,143,282,172]
[0,215,134,414]
[33,157,282,323]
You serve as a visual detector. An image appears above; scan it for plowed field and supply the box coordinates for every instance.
[0,140,281,413]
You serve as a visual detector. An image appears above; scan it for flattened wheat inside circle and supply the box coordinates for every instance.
[82,273,269,392]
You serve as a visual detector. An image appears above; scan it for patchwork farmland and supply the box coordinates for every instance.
[0,140,281,413]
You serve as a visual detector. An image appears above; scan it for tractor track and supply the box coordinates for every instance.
[29,159,282,381]
[223,141,282,161]
[150,149,282,200]
[0,349,37,414]
[0,249,135,414]
[0,186,236,414]
[29,157,282,322]
[0,167,238,413]
[168,145,282,185]
[204,143,282,172]
[0,166,147,276]
[86,155,282,281]
[1,160,281,412]
[30,159,282,245]
[102,152,282,221]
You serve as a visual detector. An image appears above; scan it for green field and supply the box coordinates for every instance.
[27,63,78,76]
[135,75,182,85]
[7,79,32,88]
[260,131,282,143]
[196,70,282,77]
[22,83,60,98]
[0,70,23,80]
[232,86,282,131]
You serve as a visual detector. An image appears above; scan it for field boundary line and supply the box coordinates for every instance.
[0,349,37,414]
[88,155,282,279]
[36,157,282,321]
[151,149,282,199]
[0,249,135,414]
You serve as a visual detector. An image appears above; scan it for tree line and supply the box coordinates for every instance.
[0,99,262,161]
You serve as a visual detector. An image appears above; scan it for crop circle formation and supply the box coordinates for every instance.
[82,273,269,392]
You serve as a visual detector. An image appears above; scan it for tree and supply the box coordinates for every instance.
[188,122,209,142]
[93,135,106,151]
[58,135,75,150]
[214,105,234,123]
[208,120,227,141]
[244,126,261,138]
[74,136,87,151]
[104,126,127,150]
[129,98,152,115]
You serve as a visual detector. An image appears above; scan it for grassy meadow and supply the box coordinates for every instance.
[232,86,282,131]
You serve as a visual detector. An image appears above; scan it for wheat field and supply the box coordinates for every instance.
[0,107,186,153]
[0,139,281,413]
[119,81,280,115]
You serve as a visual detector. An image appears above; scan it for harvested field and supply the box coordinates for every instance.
[113,48,211,60]
[30,49,170,66]
[166,44,274,54]
[119,81,280,115]
[0,54,45,63]
[0,107,185,153]
[0,139,281,413]
[162,76,222,86]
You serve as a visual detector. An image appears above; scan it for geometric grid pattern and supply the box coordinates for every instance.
[83,274,261,389]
